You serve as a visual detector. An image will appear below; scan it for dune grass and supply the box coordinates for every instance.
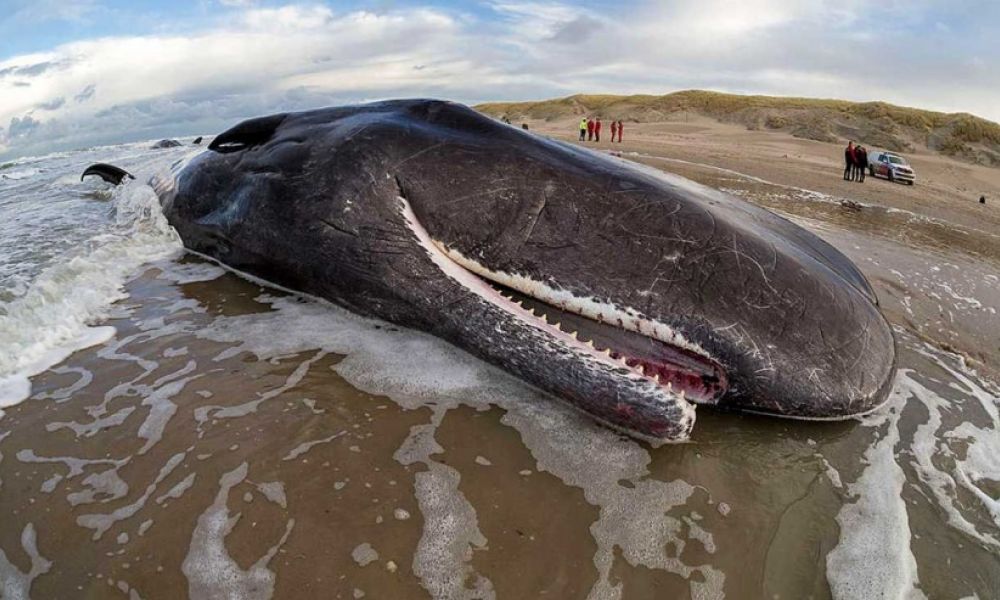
[477,90,1000,164]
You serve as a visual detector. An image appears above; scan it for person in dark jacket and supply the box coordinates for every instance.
[844,141,856,181]
[595,118,602,142]
[587,118,595,141]
[854,146,867,182]
[617,120,624,143]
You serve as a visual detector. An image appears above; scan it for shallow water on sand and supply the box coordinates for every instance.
[0,144,998,599]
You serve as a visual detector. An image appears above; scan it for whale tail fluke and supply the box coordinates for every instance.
[81,163,135,185]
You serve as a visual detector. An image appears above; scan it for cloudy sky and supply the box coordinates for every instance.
[1,0,997,159]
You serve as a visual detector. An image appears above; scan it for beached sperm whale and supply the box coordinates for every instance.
[86,99,896,442]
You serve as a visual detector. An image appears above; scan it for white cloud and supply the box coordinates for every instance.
[1,0,998,158]
[0,5,484,156]
[240,5,334,29]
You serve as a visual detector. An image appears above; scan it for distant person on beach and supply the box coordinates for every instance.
[609,120,618,143]
[854,146,867,182]
[522,123,529,130]
[579,118,587,141]
[617,120,624,143]
[844,141,856,181]
[595,118,602,142]
[587,118,595,141]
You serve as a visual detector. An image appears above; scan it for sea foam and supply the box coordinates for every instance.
[0,178,181,411]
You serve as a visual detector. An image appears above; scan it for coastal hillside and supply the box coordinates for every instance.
[476,90,1000,166]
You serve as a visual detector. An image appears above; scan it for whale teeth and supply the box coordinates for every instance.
[570,331,578,340]
[586,340,595,349]
[540,314,548,323]
[655,374,664,385]
[679,390,686,400]
[552,321,561,330]
[602,348,612,357]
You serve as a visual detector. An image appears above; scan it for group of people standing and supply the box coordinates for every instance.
[843,141,868,182]
[579,117,624,143]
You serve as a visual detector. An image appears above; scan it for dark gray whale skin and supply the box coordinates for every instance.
[145,99,896,441]
[81,163,134,185]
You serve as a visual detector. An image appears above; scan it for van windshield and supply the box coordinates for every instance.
[888,156,907,165]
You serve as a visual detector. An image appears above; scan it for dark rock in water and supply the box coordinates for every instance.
[981,196,987,204]
[151,139,182,149]
[193,136,203,145]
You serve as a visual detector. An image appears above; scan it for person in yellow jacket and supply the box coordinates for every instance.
[579,117,588,141]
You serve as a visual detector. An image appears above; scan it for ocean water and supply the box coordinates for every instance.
[0,142,998,599]
[0,143,188,408]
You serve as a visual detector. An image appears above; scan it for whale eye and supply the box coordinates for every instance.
[209,113,288,154]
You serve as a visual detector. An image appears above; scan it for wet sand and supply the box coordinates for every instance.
[1,123,999,599]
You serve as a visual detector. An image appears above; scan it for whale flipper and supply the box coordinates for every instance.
[81,163,135,185]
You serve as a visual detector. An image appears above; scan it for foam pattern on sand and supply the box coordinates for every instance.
[182,462,294,600]
[196,292,722,599]
[827,339,1000,599]
[826,372,925,600]
[0,524,51,600]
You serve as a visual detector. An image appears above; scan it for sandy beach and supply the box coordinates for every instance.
[0,121,998,599]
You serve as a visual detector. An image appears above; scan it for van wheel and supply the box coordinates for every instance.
[907,181,914,186]
[869,166,875,176]
[888,172,894,183]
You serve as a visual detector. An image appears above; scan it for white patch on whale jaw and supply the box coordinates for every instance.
[432,243,711,359]
[397,196,734,437]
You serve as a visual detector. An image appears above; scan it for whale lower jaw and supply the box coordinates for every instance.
[398,196,728,409]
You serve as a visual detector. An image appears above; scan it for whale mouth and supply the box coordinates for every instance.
[484,281,729,405]
[397,195,728,407]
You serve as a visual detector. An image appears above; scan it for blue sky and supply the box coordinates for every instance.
[1,0,998,159]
